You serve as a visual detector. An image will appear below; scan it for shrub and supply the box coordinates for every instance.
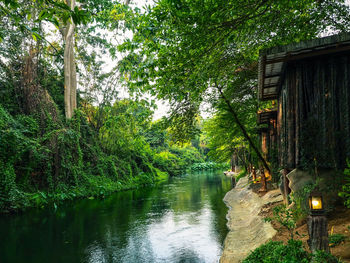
[190,162,229,171]
[243,240,341,263]
[153,151,182,176]
[312,250,341,263]
[243,240,309,263]
[264,205,299,240]
[329,234,346,247]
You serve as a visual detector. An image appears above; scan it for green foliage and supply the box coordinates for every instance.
[0,0,89,42]
[153,151,182,176]
[118,0,350,169]
[0,96,207,212]
[311,250,342,263]
[339,159,350,208]
[329,234,346,248]
[0,105,47,211]
[153,145,204,176]
[291,183,315,214]
[253,205,342,262]
[243,239,341,263]
[243,240,310,263]
[169,145,204,167]
[264,205,300,240]
[143,120,168,149]
[190,162,228,171]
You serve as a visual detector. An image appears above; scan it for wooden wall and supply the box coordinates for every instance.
[277,52,350,170]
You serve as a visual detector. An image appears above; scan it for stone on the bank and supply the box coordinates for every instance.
[286,168,340,212]
[220,176,283,263]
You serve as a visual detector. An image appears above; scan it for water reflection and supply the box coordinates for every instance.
[0,171,231,263]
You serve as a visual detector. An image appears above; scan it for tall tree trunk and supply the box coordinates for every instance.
[63,0,77,119]
[216,85,271,173]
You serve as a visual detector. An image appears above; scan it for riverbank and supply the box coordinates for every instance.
[220,176,283,263]
[0,169,169,214]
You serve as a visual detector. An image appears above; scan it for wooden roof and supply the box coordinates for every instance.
[258,32,350,101]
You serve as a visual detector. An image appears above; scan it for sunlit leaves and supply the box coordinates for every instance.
[0,0,90,43]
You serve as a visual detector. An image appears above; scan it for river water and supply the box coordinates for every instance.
[0,171,232,263]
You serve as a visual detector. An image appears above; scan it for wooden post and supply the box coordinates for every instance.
[259,167,267,192]
[307,214,329,253]
[231,176,236,188]
[283,169,290,206]
[252,167,257,182]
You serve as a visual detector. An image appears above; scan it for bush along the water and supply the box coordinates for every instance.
[0,100,203,213]
[151,145,204,176]
[190,162,229,171]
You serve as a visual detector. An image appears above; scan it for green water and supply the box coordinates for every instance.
[0,171,232,263]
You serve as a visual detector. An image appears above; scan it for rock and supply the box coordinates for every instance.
[286,169,314,195]
[286,168,339,212]
[224,171,236,177]
[279,174,284,197]
[220,177,283,263]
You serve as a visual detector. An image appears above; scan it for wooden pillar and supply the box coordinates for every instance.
[252,167,257,182]
[230,154,235,172]
[231,176,236,188]
[259,167,267,192]
[307,215,329,253]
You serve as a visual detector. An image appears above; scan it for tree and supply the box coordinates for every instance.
[0,0,90,120]
[118,0,350,170]
[62,0,77,119]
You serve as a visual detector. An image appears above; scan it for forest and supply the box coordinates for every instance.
[2,0,350,262]
[0,0,216,213]
[0,0,350,209]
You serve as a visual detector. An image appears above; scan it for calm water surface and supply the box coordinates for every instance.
[0,171,232,263]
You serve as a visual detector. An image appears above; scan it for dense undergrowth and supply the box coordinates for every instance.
[243,240,341,263]
[0,100,213,213]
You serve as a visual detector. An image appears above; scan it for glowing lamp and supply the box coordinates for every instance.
[308,189,324,214]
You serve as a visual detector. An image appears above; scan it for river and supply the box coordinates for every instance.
[0,171,232,263]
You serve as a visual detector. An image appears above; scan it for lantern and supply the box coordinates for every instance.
[308,189,324,214]
[307,188,329,253]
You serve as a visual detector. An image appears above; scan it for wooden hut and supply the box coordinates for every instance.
[258,32,350,173]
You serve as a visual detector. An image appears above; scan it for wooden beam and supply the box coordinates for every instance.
[265,44,350,65]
